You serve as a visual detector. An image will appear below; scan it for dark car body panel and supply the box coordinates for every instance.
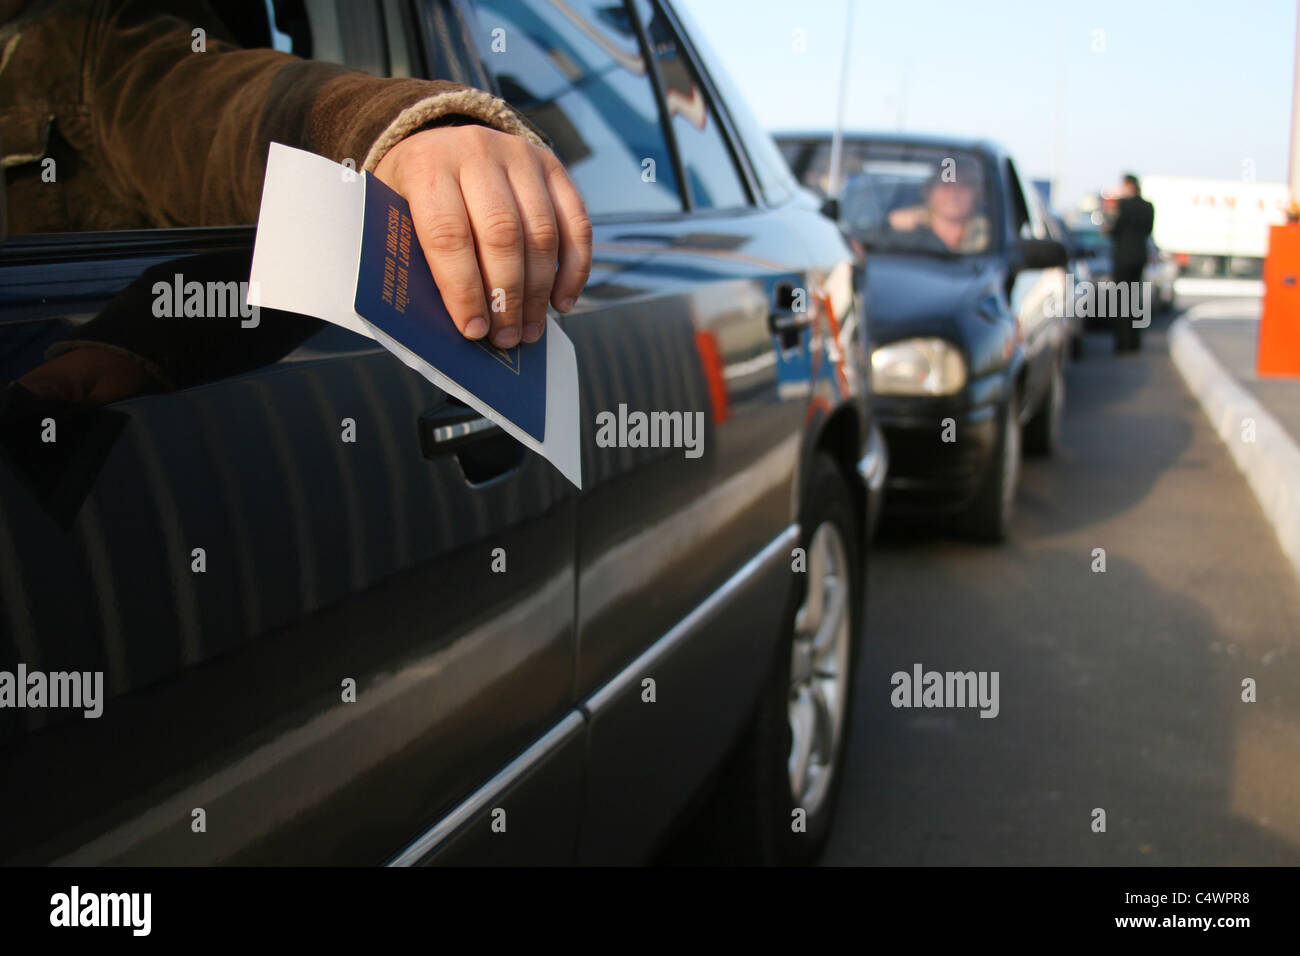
[0,0,878,865]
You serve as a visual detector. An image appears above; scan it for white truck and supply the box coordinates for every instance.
[1138,175,1289,278]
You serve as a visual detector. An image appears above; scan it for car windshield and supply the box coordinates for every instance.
[838,145,996,257]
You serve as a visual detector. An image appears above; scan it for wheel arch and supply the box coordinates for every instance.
[798,400,869,558]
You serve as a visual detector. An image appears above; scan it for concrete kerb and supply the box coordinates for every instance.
[1169,311,1300,583]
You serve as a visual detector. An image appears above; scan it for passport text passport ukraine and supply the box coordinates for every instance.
[355,174,546,442]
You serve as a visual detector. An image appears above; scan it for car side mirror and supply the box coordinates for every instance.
[820,196,840,221]
[1019,238,1069,269]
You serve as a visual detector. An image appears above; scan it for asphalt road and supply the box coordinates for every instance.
[823,300,1300,865]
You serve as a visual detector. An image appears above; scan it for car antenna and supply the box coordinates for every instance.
[826,0,855,204]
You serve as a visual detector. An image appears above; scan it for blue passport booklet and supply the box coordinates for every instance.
[353,172,547,442]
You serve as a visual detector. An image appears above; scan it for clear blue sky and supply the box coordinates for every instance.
[680,0,1296,208]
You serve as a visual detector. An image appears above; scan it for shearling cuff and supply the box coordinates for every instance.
[362,88,550,172]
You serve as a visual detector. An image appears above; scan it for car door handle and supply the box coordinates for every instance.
[769,311,811,333]
[770,281,812,341]
[418,401,502,458]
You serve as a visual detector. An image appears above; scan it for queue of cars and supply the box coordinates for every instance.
[1067,227,1179,318]
[0,0,1149,869]
[0,0,881,867]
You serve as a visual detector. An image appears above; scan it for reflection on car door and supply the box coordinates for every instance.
[0,246,582,864]
[0,0,581,865]
[469,0,835,862]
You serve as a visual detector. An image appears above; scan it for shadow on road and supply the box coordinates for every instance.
[827,301,1300,864]
[833,545,1300,865]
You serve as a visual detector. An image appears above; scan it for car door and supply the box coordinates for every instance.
[466,0,863,862]
[0,0,580,866]
[1003,156,1064,416]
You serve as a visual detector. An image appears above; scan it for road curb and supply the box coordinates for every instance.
[1169,316,1300,584]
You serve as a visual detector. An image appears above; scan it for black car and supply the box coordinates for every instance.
[0,0,883,865]
[778,133,1070,541]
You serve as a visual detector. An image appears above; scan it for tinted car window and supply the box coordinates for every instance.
[1072,227,1108,254]
[1006,159,1048,240]
[663,1,795,207]
[777,140,807,175]
[471,0,683,216]
[635,0,748,210]
[1,1,402,237]
[791,140,843,196]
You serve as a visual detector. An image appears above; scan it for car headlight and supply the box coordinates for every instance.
[871,338,967,396]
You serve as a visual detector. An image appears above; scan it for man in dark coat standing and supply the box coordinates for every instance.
[1108,174,1156,351]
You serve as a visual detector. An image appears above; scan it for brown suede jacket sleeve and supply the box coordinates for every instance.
[1,0,548,233]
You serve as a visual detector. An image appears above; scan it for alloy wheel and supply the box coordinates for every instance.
[788,520,853,817]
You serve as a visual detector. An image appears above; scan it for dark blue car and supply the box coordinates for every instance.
[779,132,1071,541]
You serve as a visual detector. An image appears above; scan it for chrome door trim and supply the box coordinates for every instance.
[386,710,585,867]
[387,522,800,866]
[583,523,800,717]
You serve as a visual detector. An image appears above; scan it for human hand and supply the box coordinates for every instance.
[374,125,592,348]
[18,347,163,406]
[888,207,924,231]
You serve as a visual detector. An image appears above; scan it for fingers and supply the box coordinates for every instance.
[16,365,76,404]
[410,174,491,340]
[17,349,160,406]
[460,161,526,349]
[507,156,559,345]
[542,153,593,314]
[380,126,592,346]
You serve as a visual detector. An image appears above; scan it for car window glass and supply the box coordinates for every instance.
[1005,160,1042,240]
[792,140,893,200]
[471,0,682,216]
[665,1,795,206]
[1021,174,1052,241]
[634,0,749,210]
[777,140,810,180]
[295,1,412,75]
[2,0,397,238]
[1071,227,1107,253]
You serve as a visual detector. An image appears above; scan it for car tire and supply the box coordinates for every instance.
[955,392,1019,542]
[688,453,862,865]
[1024,353,1064,456]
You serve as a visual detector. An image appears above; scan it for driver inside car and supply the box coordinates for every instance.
[886,156,990,254]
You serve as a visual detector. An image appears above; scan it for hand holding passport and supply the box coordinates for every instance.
[371,124,590,350]
[249,143,582,488]
[354,175,547,443]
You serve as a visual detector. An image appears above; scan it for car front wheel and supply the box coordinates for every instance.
[955,393,1020,542]
[688,453,862,865]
